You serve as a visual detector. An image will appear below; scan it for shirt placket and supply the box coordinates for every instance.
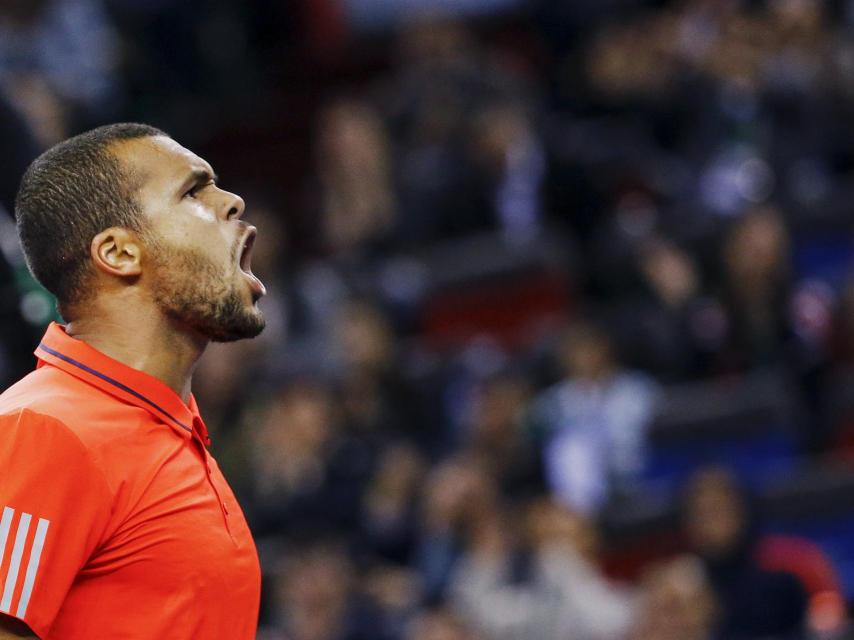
[191,417,232,532]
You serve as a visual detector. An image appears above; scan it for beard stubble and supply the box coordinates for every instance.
[148,237,265,342]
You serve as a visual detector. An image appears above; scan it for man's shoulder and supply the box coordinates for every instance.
[0,366,131,450]
[2,366,91,418]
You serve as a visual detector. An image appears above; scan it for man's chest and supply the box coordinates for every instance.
[81,438,259,597]
[44,436,260,639]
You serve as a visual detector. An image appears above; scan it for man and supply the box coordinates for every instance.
[0,123,267,638]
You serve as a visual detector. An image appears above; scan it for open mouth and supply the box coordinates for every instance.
[239,228,255,273]
[237,227,266,299]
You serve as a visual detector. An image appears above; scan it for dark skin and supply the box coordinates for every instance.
[0,135,265,637]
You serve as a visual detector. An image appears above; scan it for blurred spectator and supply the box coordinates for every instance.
[456,372,544,497]
[361,562,424,640]
[0,0,121,144]
[311,100,397,260]
[630,555,718,640]
[585,0,827,103]
[450,496,634,640]
[361,443,426,565]
[412,456,498,602]
[381,15,524,146]
[682,467,808,638]
[615,236,722,380]
[462,101,547,243]
[717,205,795,371]
[529,320,660,514]
[248,381,373,537]
[404,608,477,640]
[263,542,387,640]
[586,13,677,102]
[377,15,536,246]
[331,300,433,448]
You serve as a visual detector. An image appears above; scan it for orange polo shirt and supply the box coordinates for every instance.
[0,323,261,638]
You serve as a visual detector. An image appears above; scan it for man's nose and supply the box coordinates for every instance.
[225,192,245,220]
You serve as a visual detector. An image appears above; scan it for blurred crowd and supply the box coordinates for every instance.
[5,0,854,639]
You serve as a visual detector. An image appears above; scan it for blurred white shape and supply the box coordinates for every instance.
[699,145,775,215]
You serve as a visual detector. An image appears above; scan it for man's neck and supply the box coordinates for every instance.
[65,311,206,403]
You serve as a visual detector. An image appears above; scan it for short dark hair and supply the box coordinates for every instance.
[15,122,167,307]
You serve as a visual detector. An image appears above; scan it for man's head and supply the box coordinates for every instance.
[15,123,265,342]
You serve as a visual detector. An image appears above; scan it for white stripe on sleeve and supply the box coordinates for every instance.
[0,512,31,613]
[0,507,13,571]
[15,518,49,619]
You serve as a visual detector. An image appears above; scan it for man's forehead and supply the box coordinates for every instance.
[113,135,214,180]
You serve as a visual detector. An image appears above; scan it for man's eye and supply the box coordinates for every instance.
[184,179,214,199]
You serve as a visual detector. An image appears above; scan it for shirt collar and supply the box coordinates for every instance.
[35,322,210,443]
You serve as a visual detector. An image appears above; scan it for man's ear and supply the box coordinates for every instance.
[90,227,143,278]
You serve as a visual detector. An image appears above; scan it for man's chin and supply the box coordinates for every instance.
[171,304,266,343]
[207,310,266,343]
[154,268,267,343]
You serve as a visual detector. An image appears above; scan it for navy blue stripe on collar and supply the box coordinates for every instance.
[37,342,193,434]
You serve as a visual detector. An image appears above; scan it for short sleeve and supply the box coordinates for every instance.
[0,409,113,637]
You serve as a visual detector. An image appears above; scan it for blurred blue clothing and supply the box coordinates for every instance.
[531,372,660,514]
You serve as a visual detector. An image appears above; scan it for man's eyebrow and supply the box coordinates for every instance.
[180,168,218,191]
